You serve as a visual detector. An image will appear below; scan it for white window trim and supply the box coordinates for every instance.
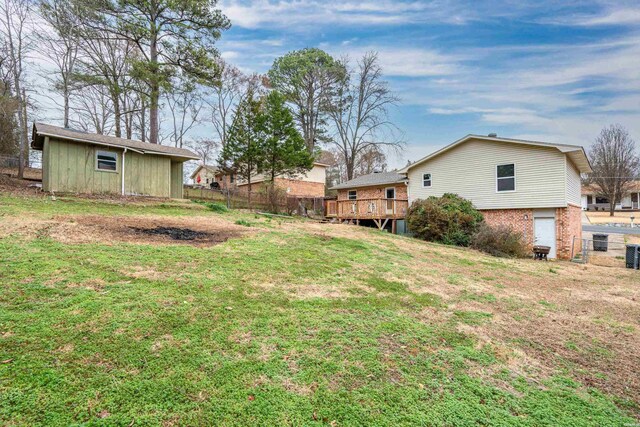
[422,173,432,188]
[385,186,396,199]
[347,190,357,200]
[496,163,516,193]
[96,150,118,173]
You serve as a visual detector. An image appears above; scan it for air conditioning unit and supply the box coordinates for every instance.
[625,244,640,269]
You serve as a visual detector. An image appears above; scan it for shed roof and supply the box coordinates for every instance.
[32,123,200,160]
[330,171,406,190]
[398,134,592,174]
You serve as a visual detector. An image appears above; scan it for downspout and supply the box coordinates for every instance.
[121,147,127,196]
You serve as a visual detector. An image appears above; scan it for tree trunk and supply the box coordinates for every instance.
[148,27,159,144]
[609,202,615,216]
[63,86,70,128]
[113,93,122,138]
[247,176,252,210]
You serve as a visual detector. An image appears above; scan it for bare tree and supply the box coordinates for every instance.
[0,0,33,178]
[587,124,640,216]
[164,76,203,148]
[187,137,217,165]
[328,52,403,180]
[38,0,79,127]
[70,84,114,135]
[354,145,387,176]
[75,31,136,138]
[206,60,245,147]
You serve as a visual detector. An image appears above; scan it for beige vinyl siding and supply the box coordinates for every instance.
[407,138,568,209]
[566,158,581,206]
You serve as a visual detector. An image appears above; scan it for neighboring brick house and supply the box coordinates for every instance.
[192,163,327,197]
[330,134,591,259]
[235,163,327,198]
[399,134,591,259]
[328,171,409,233]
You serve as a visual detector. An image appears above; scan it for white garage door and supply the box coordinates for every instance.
[534,217,556,258]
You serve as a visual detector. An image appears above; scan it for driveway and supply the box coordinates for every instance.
[583,225,640,235]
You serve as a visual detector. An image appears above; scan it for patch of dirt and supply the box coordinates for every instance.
[0,214,251,246]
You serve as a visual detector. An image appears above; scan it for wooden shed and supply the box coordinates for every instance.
[31,123,199,198]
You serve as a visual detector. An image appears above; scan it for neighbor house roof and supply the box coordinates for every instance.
[31,123,200,160]
[330,171,406,190]
[583,180,640,195]
[398,134,592,174]
[189,164,219,180]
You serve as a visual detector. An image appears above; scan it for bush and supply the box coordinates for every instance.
[471,223,528,258]
[206,202,228,213]
[259,183,287,214]
[407,194,483,246]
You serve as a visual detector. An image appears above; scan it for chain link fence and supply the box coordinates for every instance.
[572,234,632,268]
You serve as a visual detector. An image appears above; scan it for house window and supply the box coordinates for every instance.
[595,196,609,204]
[422,173,432,187]
[96,151,117,172]
[348,190,357,200]
[385,187,395,199]
[206,178,209,184]
[230,174,235,183]
[496,163,515,192]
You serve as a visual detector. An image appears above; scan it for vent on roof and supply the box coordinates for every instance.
[488,133,497,137]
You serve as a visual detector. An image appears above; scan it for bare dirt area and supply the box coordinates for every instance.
[0,214,251,246]
[0,175,43,196]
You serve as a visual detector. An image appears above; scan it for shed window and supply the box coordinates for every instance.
[96,151,117,171]
[496,163,515,192]
[348,190,357,200]
[422,173,432,187]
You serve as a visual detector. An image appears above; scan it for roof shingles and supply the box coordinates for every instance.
[32,123,199,160]
[330,171,406,190]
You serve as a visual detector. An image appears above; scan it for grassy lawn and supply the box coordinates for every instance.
[1,188,639,426]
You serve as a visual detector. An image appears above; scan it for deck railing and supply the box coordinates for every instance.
[326,198,408,219]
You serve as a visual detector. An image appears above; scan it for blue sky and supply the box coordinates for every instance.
[213,0,640,168]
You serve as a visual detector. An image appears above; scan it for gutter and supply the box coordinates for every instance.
[121,147,127,195]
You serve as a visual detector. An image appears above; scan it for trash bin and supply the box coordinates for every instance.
[626,244,640,269]
[593,234,609,252]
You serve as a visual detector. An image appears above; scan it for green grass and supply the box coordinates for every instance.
[0,194,636,426]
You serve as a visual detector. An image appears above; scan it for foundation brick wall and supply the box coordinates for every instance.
[481,206,582,260]
[556,204,582,260]
[481,208,535,249]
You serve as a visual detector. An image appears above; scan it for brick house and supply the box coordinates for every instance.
[330,135,591,259]
[327,171,409,232]
[192,163,327,198]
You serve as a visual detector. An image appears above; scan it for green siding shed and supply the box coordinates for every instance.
[32,123,198,198]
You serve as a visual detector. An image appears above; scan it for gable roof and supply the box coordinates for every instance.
[190,164,219,180]
[31,123,200,160]
[399,134,592,174]
[330,171,406,190]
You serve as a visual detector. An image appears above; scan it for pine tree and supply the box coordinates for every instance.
[260,91,314,183]
[218,91,264,209]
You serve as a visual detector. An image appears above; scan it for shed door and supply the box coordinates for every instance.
[534,217,556,258]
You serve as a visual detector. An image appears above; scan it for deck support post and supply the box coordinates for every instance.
[381,218,389,230]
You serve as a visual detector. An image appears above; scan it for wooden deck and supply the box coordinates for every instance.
[325,198,408,229]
